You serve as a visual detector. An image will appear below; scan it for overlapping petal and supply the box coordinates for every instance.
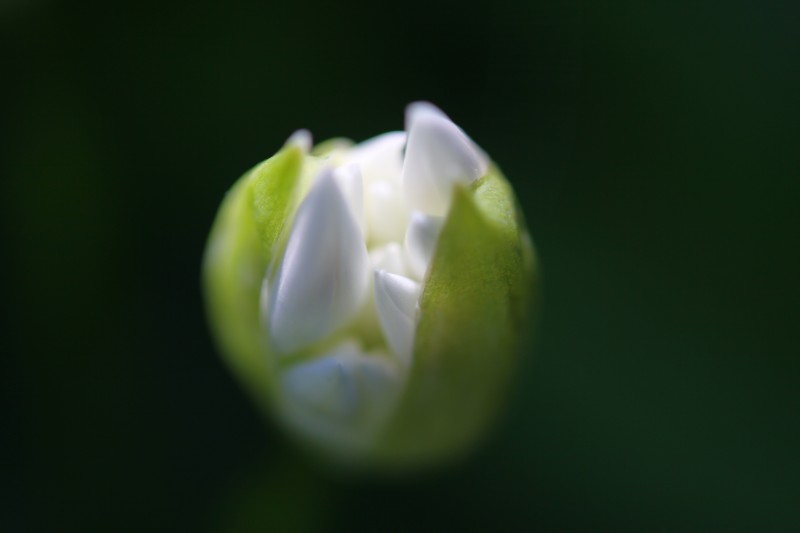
[267,170,369,353]
[402,102,487,216]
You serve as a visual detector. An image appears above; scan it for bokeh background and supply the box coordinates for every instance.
[3,0,799,531]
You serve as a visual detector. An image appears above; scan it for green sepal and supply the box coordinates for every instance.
[202,142,306,411]
[374,166,537,467]
[251,144,306,260]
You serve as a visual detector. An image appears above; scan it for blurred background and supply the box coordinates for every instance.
[3,0,799,531]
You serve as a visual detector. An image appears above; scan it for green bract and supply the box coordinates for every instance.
[203,104,537,470]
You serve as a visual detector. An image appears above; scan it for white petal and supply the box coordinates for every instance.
[365,180,409,245]
[280,340,361,418]
[402,102,488,216]
[267,170,369,353]
[369,243,407,277]
[344,131,406,185]
[404,211,444,280]
[278,340,402,448]
[285,129,312,153]
[354,351,402,422]
[332,164,364,235]
[373,270,421,365]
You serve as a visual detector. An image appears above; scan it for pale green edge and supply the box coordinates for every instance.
[202,143,305,414]
[372,166,538,469]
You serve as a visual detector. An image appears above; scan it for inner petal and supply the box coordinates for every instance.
[267,170,369,354]
[373,270,421,366]
[404,211,444,280]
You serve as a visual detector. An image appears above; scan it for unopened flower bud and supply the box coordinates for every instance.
[203,102,537,470]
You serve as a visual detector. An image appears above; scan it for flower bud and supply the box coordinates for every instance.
[203,103,537,470]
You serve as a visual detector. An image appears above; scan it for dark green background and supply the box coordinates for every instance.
[3,1,799,531]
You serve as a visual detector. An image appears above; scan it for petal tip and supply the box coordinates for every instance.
[285,129,313,153]
[402,103,488,216]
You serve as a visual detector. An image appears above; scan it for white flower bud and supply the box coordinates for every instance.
[203,102,536,470]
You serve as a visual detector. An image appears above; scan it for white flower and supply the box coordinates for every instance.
[203,102,536,469]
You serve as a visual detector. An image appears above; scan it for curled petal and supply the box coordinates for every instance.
[267,170,369,353]
[332,164,365,235]
[402,102,487,216]
[279,339,402,451]
[373,270,421,366]
[404,211,444,280]
[281,341,361,419]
